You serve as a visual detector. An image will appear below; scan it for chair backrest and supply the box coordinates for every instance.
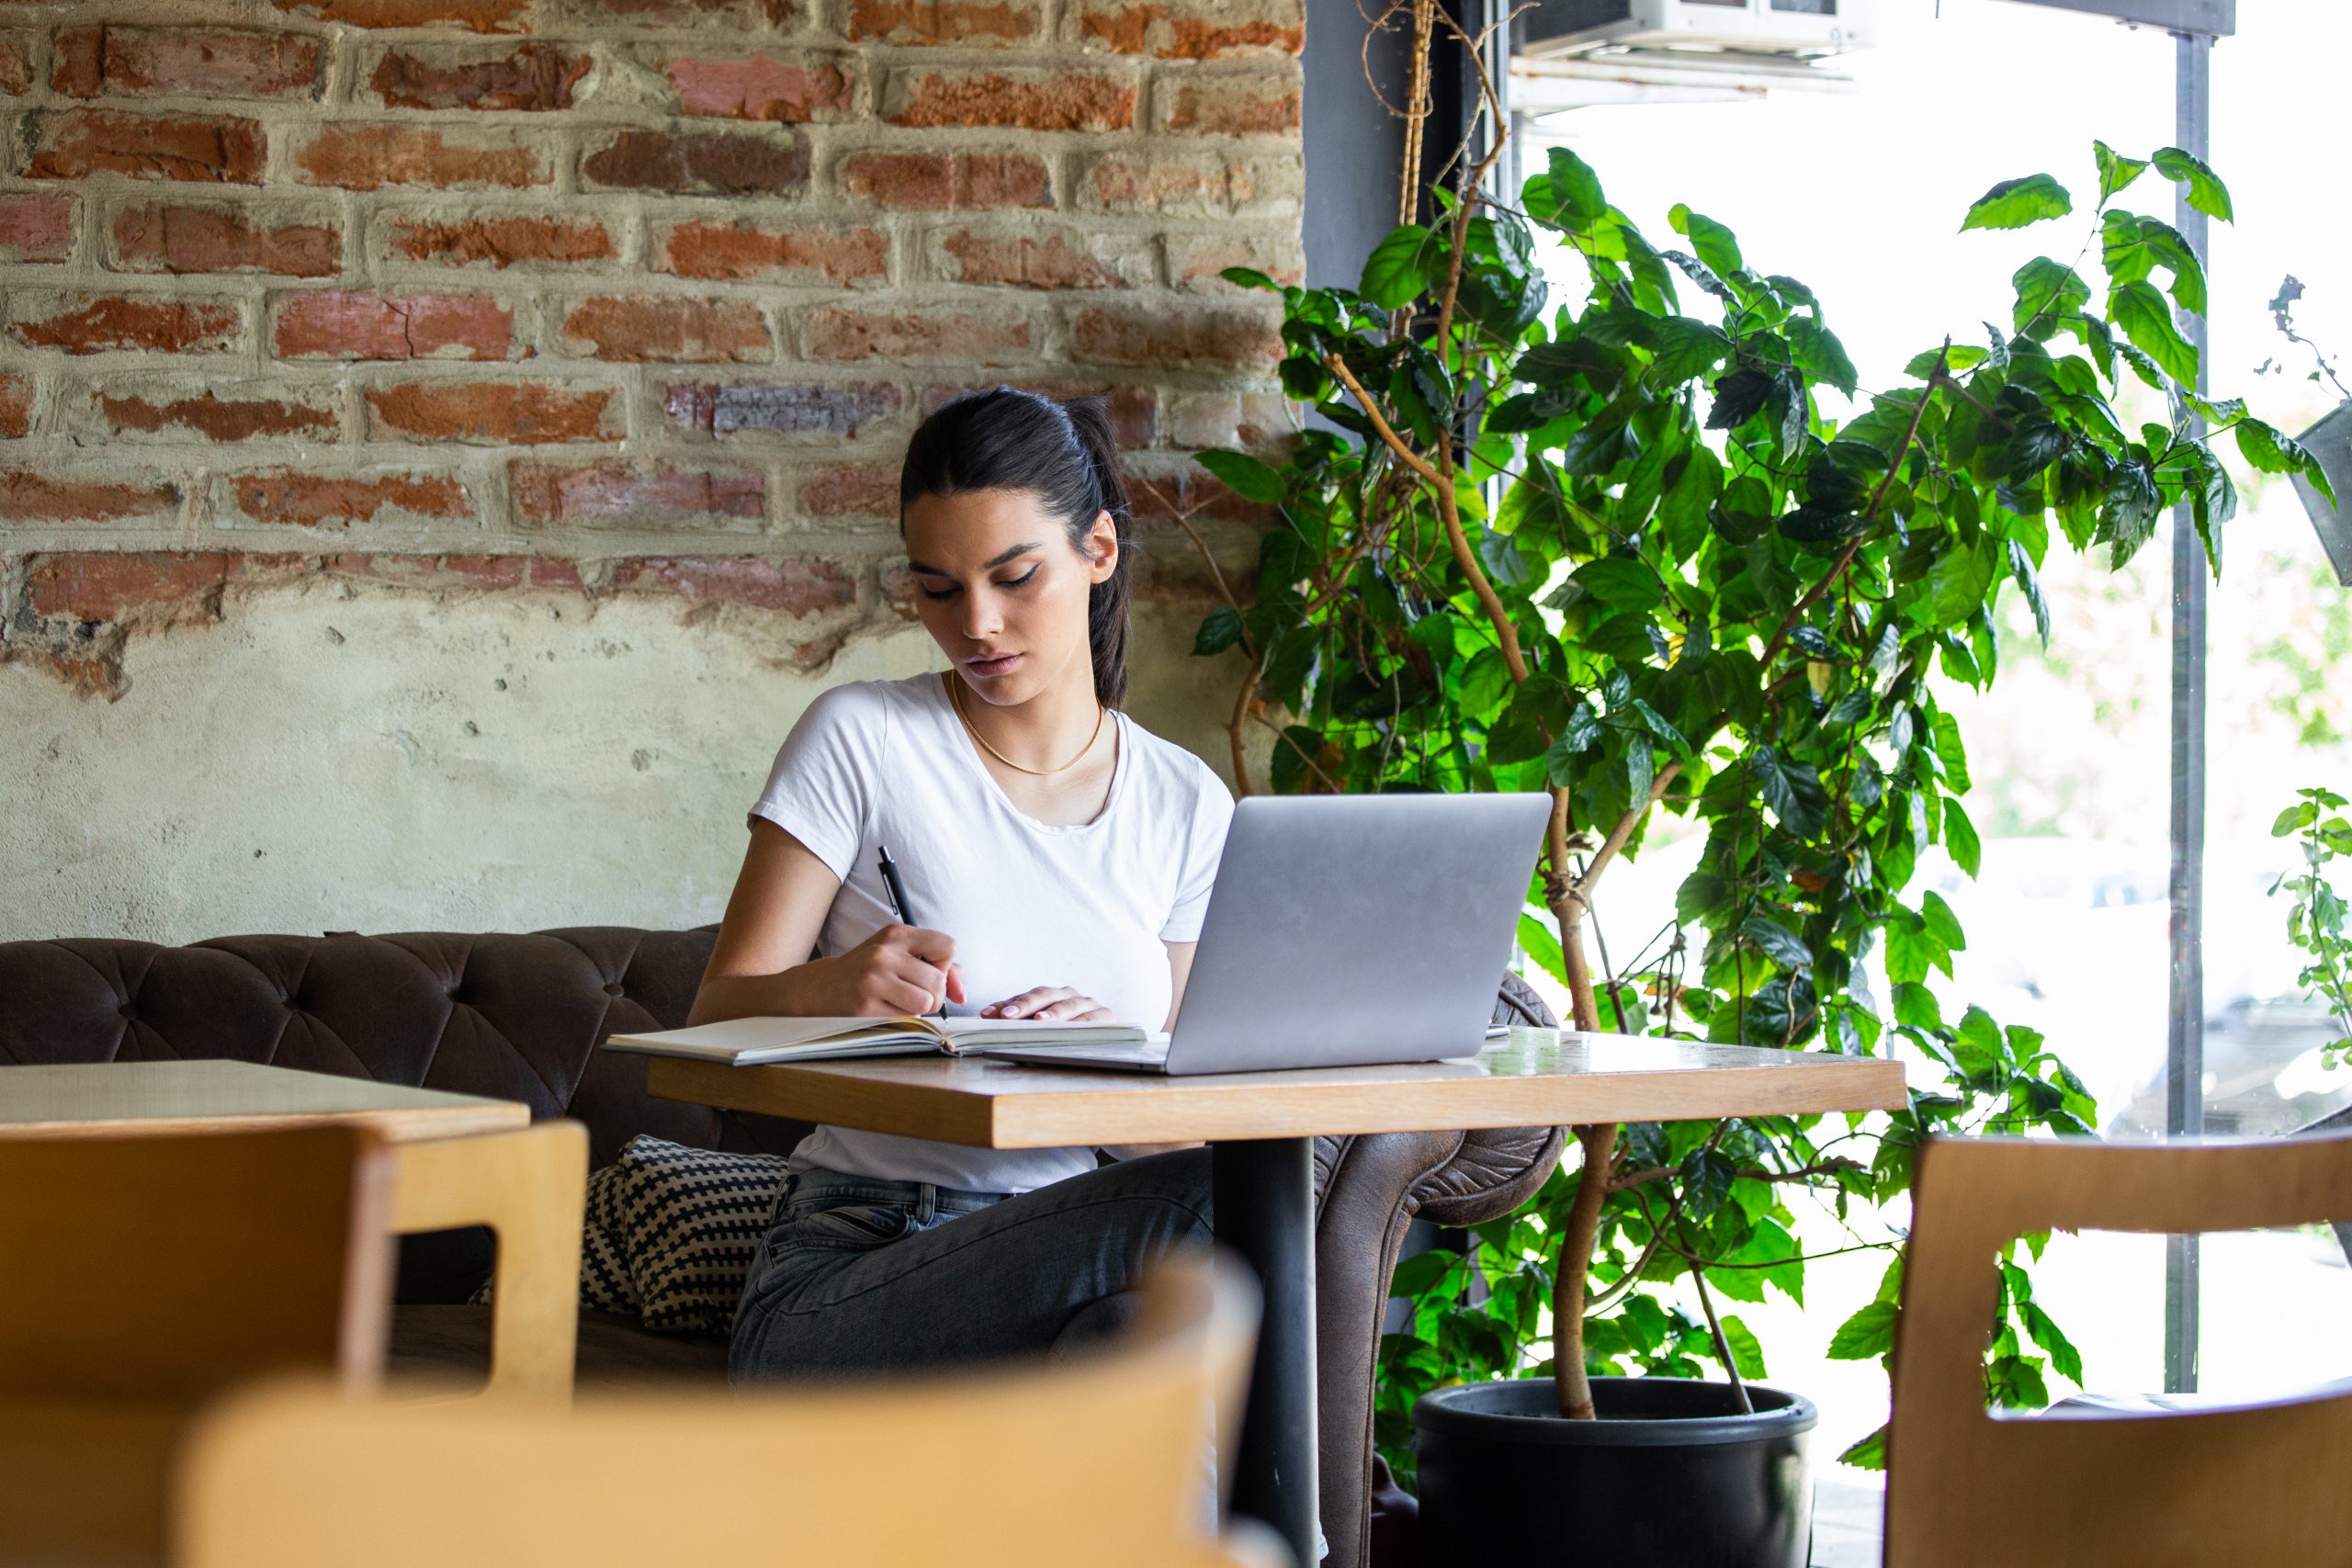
[176,1252,1286,1568]
[1886,1132,2352,1568]
[0,1124,395,1402]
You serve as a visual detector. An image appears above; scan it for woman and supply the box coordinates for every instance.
[695,387,1236,1383]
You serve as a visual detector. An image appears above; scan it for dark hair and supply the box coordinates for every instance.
[899,387,1137,707]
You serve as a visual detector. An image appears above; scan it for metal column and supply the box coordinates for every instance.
[2163,24,2214,1398]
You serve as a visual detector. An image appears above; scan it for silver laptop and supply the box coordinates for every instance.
[981,792,1552,1076]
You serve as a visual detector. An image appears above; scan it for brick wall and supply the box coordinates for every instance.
[0,0,1303,697]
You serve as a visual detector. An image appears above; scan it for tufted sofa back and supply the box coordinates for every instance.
[0,926,810,1172]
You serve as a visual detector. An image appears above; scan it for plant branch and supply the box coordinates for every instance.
[1552,1122,1618,1421]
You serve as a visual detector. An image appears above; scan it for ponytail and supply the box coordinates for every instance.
[899,387,1138,707]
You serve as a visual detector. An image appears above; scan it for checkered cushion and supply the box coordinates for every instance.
[478,1135,791,1337]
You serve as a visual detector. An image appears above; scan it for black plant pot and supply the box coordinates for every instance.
[1414,1376,1817,1568]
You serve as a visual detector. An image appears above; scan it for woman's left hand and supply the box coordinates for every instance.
[980,987,1115,1022]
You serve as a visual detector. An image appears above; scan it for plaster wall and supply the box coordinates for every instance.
[0,581,1258,943]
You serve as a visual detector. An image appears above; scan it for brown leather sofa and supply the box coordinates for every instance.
[0,924,1565,1568]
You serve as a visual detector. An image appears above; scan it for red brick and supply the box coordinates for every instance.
[273,291,514,360]
[365,380,619,444]
[0,372,29,437]
[1,475,180,526]
[559,296,770,363]
[1069,303,1280,367]
[0,34,33,93]
[294,124,548,190]
[0,193,75,262]
[386,213,613,269]
[886,69,1133,131]
[368,43,590,110]
[1081,151,1299,216]
[838,150,1049,210]
[1077,0,1301,57]
[224,468,473,525]
[26,551,225,620]
[53,28,323,100]
[1164,231,1302,289]
[802,307,1031,366]
[12,295,243,355]
[510,457,764,526]
[924,380,1154,447]
[933,228,1146,289]
[607,554,853,614]
[271,0,532,31]
[658,220,886,284]
[665,380,900,438]
[797,463,896,517]
[109,202,339,276]
[1159,73,1298,135]
[24,110,266,184]
[665,54,851,120]
[92,383,339,443]
[581,128,809,197]
[847,0,1037,45]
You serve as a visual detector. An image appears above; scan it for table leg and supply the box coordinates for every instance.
[1214,1135,1318,1565]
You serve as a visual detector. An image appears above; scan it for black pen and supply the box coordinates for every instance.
[875,845,944,1018]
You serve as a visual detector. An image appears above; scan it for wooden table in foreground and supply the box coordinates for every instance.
[0,1059,526,1144]
[0,1061,580,1402]
[649,1026,1909,1563]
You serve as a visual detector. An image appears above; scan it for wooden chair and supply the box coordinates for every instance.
[175,1252,1289,1568]
[0,1125,397,1563]
[383,1120,587,1403]
[1886,1131,2352,1567]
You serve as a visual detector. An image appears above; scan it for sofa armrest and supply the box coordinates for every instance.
[389,1122,587,1403]
[1309,968,1572,1568]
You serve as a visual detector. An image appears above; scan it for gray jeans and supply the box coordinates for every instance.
[727,1146,1215,1382]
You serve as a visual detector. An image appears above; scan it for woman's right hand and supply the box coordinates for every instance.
[812,923,965,1016]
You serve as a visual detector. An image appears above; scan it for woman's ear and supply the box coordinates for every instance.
[1083,510,1119,584]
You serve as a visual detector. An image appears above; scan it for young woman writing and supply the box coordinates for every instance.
[691,387,1236,1382]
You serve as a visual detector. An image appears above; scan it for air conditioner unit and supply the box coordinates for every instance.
[1518,0,1871,60]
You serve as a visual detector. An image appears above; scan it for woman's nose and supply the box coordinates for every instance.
[961,591,1002,641]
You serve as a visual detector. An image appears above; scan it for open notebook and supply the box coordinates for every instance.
[602,1014,1159,1066]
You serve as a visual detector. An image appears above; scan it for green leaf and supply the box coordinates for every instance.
[2109,280,2198,382]
[1546,145,1608,226]
[2094,141,2148,205]
[1944,795,1983,877]
[1788,319,1859,397]
[1718,1314,1768,1381]
[1827,1300,1898,1360]
[1838,1424,1889,1471]
[2153,146,2234,222]
[1219,265,1278,292]
[1517,912,1568,987]
[2012,256,2090,337]
[1192,604,1244,657]
[1752,749,1828,839]
[1194,449,1285,504]
[1743,915,1815,971]
[1360,225,1435,311]
[1962,174,2073,232]
[1923,538,1997,629]
[2238,420,2337,506]
[1668,204,1744,278]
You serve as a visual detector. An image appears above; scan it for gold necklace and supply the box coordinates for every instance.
[948,671,1104,776]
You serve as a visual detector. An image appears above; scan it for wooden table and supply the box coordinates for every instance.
[0,1060,582,1401]
[0,1059,526,1144]
[648,1026,1909,1562]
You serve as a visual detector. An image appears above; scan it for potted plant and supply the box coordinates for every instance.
[1178,35,2331,1563]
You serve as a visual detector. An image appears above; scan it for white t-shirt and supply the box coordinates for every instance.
[746,671,1235,1193]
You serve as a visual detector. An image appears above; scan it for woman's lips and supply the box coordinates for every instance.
[965,652,1021,678]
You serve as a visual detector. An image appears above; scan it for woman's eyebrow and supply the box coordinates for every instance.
[905,541,1045,576]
